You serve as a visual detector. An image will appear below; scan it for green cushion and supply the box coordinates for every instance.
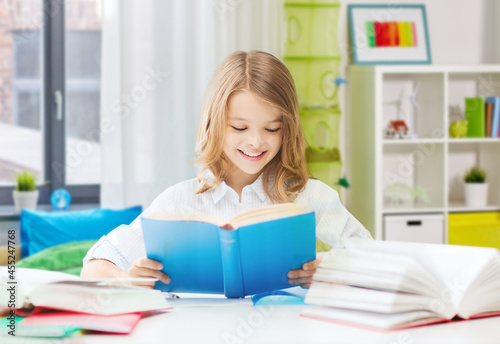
[17,240,97,276]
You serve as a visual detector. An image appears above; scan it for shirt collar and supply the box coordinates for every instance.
[245,173,269,203]
[198,170,230,204]
[211,180,233,204]
[202,170,269,204]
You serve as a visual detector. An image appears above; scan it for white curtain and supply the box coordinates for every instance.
[100,0,284,208]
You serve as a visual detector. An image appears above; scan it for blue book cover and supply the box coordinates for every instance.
[141,203,316,298]
[485,97,500,138]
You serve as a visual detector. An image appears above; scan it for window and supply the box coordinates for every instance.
[0,0,101,205]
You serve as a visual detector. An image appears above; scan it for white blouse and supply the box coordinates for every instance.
[83,174,372,271]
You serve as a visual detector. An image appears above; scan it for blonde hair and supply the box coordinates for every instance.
[194,50,309,203]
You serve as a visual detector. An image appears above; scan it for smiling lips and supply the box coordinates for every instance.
[238,149,266,161]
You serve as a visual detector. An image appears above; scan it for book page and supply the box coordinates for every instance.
[229,202,312,229]
[455,254,500,318]
[146,203,312,229]
[319,249,442,298]
[314,248,457,319]
[0,267,81,308]
[29,283,169,315]
[302,306,443,330]
[345,239,498,312]
[306,282,437,315]
[147,212,227,227]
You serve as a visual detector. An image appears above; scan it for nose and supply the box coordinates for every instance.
[247,130,264,147]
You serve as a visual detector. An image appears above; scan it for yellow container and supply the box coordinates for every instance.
[448,212,500,249]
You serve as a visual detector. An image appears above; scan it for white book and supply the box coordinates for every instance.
[303,239,500,330]
[0,268,170,316]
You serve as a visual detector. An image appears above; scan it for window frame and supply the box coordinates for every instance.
[0,0,100,206]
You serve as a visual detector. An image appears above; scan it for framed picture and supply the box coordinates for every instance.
[348,4,432,65]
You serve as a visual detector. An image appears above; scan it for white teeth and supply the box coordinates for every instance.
[241,150,263,157]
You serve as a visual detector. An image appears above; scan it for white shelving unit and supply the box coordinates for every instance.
[348,65,500,241]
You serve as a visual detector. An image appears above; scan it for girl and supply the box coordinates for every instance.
[81,50,372,289]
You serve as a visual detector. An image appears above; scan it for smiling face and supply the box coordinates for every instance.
[223,90,283,188]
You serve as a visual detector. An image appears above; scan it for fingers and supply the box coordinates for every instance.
[134,257,163,270]
[287,268,312,279]
[302,256,322,271]
[287,257,322,288]
[287,257,322,278]
[131,267,170,284]
[128,258,171,287]
[288,276,313,288]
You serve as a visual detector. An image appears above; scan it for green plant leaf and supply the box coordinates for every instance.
[464,167,487,183]
[15,171,37,191]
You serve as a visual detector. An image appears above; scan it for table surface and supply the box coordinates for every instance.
[1,270,500,344]
[74,305,500,344]
[4,302,499,344]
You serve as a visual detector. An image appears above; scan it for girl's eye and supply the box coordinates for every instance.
[231,126,246,132]
[266,128,281,133]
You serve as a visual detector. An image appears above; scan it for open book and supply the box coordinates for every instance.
[142,203,316,298]
[302,239,500,330]
[0,268,170,316]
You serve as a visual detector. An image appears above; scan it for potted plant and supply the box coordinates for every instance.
[463,167,488,207]
[13,171,39,214]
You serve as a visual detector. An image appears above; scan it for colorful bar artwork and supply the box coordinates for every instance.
[365,21,418,47]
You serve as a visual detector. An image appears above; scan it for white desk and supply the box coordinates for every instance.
[1,269,499,344]
[47,304,500,344]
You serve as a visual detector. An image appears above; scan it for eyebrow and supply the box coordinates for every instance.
[228,117,283,124]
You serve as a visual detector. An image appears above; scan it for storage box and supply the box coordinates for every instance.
[384,214,444,243]
[448,212,500,249]
[285,58,340,109]
[300,108,340,153]
[285,2,340,58]
[307,161,342,193]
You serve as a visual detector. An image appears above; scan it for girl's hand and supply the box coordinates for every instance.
[287,257,322,289]
[128,257,170,288]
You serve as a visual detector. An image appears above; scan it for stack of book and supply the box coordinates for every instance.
[0,268,171,338]
[465,97,500,138]
[302,239,500,330]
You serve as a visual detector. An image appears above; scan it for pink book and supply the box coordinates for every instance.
[20,311,143,334]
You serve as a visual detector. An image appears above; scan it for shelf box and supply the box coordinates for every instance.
[448,212,500,249]
[384,214,444,244]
